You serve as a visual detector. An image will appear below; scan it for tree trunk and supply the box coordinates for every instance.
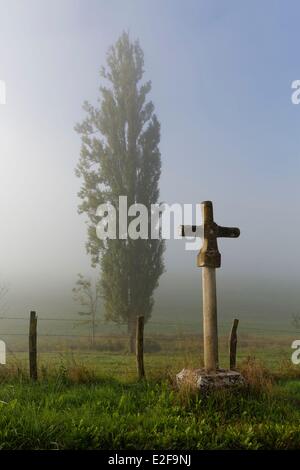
[136,316,145,379]
[91,320,95,348]
[91,309,95,348]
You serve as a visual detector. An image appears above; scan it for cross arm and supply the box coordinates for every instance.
[217,226,240,238]
[198,201,240,268]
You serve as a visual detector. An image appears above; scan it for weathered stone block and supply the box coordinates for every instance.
[176,368,245,391]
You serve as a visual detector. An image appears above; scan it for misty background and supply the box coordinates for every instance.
[0,0,299,335]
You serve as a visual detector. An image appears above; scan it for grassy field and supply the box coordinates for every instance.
[0,333,300,450]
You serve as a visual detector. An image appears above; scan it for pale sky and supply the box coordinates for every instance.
[0,0,299,326]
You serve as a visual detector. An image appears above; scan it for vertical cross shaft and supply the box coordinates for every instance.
[198,201,240,373]
[202,266,218,372]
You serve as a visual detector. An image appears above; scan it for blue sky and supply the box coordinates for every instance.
[0,0,299,322]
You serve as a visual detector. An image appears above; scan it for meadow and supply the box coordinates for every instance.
[0,332,300,450]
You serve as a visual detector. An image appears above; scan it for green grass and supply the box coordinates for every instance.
[0,375,299,449]
[0,334,299,450]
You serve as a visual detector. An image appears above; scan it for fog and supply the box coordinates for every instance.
[0,0,299,330]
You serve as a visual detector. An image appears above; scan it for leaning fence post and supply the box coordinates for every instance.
[29,310,37,380]
[136,315,145,380]
[229,318,239,370]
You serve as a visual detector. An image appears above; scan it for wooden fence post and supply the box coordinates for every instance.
[136,316,145,380]
[29,310,37,380]
[229,318,239,370]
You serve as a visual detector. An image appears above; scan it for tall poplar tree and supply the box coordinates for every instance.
[75,33,164,351]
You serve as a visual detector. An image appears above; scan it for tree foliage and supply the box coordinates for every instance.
[75,32,164,348]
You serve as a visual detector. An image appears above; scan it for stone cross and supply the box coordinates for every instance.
[181,201,240,373]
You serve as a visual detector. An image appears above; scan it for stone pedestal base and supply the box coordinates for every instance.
[176,368,245,391]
